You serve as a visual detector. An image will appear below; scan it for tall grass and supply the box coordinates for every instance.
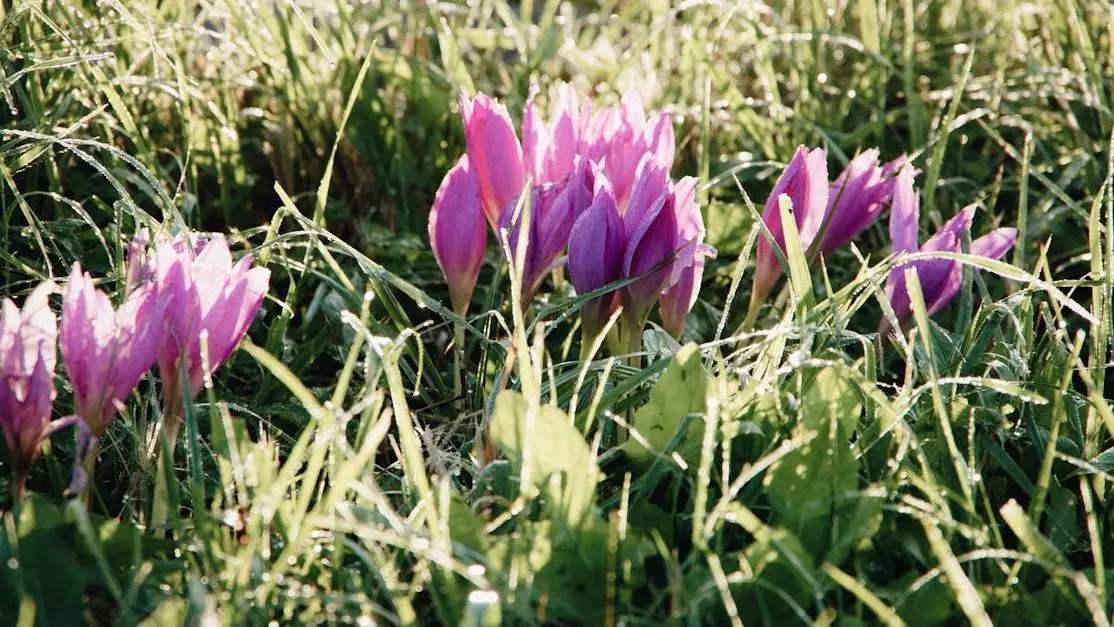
[1,0,1112,624]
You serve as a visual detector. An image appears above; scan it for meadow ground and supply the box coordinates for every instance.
[1,0,1113,624]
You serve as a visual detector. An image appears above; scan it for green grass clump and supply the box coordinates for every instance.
[1,0,1113,624]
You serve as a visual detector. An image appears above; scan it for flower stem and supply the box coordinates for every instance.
[12,469,27,503]
[151,385,184,532]
[742,289,762,332]
[452,320,465,408]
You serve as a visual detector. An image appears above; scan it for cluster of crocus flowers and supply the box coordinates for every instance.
[0,231,269,504]
[748,146,905,320]
[749,145,1016,333]
[428,83,713,348]
[884,166,1016,332]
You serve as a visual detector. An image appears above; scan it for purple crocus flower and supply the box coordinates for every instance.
[460,93,526,228]
[885,166,1017,328]
[660,177,716,338]
[501,160,596,303]
[818,149,904,255]
[621,161,681,322]
[0,281,57,497]
[429,154,487,316]
[151,234,270,403]
[752,146,829,306]
[568,177,625,338]
[60,264,167,437]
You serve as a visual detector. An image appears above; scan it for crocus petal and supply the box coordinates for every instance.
[569,183,625,336]
[193,260,270,392]
[820,149,896,255]
[154,239,197,375]
[460,93,526,227]
[659,253,706,339]
[106,284,166,410]
[889,165,920,254]
[622,193,678,319]
[430,155,488,316]
[501,181,571,302]
[645,111,675,170]
[545,82,580,183]
[623,156,671,236]
[970,227,1018,261]
[522,85,546,184]
[923,225,1017,316]
[753,147,829,299]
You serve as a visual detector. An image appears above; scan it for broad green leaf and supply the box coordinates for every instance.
[0,495,91,626]
[622,343,710,468]
[490,391,598,527]
[765,367,863,558]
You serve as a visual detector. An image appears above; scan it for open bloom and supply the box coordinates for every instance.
[818,149,904,255]
[460,93,526,228]
[885,166,1017,328]
[61,265,166,437]
[752,146,829,305]
[501,160,596,303]
[151,234,270,401]
[0,281,57,492]
[429,155,487,316]
[660,178,716,338]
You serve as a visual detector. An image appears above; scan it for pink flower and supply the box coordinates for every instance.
[151,234,270,399]
[752,146,829,305]
[429,155,487,316]
[60,265,166,437]
[0,281,57,493]
[460,93,526,228]
[818,149,904,255]
[885,166,1017,327]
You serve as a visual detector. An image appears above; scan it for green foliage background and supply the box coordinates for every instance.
[1,0,1113,624]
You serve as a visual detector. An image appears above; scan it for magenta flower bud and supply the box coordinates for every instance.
[568,182,625,338]
[0,281,57,493]
[818,149,904,255]
[752,146,829,303]
[61,265,166,437]
[885,167,1017,327]
[500,160,595,303]
[153,234,270,399]
[460,93,526,228]
[522,82,581,185]
[660,177,716,338]
[429,155,487,316]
